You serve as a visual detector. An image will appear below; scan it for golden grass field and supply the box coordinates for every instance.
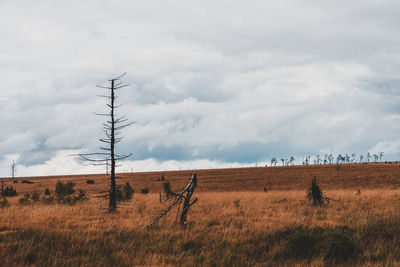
[1,163,400,266]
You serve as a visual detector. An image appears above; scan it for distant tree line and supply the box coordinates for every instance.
[269,152,384,167]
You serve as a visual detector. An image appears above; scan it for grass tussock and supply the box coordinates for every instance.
[1,190,400,266]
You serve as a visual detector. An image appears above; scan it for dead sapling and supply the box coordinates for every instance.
[146,174,198,229]
[306,177,332,206]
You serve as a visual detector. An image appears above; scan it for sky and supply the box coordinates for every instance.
[1,0,400,177]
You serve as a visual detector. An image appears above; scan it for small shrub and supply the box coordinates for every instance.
[55,181,75,202]
[115,183,133,202]
[19,194,31,205]
[74,190,87,201]
[233,199,240,208]
[140,188,149,194]
[31,191,41,202]
[13,180,18,183]
[41,195,55,204]
[86,179,95,184]
[21,180,34,184]
[263,187,268,192]
[0,197,9,208]
[4,186,17,196]
[123,182,134,200]
[44,188,51,195]
[322,230,356,262]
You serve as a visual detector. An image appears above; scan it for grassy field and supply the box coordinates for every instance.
[1,163,400,266]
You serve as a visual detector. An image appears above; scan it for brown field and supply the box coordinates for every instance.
[1,163,400,266]
[5,162,400,195]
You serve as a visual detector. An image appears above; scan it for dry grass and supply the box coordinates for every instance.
[2,189,400,232]
[1,189,400,266]
[2,164,400,266]
[8,162,400,195]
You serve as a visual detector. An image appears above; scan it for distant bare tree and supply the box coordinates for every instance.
[328,154,333,164]
[379,152,384,162]
[373,154,379,162]
[304,156,310,165]
[78,73,133,212]
[316,154,321,165]
[366,152,371,163]
[336,154,345,164]
[351,153,357,163]
[360,155,364,163]
[289,156,295,166]
[281,158,285,166]
[345,154,350,163]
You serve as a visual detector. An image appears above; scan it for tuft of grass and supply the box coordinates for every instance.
[233,199,240,208]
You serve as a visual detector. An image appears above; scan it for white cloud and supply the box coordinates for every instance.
[1,0,400,175]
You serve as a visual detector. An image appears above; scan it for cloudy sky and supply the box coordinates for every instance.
[1,0,400,177]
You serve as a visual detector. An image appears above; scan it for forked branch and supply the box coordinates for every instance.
[146,174,198,229]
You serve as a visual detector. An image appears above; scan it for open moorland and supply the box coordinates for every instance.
[1,163,400,266]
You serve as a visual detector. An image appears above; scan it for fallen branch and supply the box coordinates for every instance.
[146,174,198,229]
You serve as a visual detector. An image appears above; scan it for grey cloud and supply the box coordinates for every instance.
[1,0,400,175]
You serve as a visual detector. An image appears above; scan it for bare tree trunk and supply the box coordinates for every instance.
[180,174,197,227]
[109,79,117,212]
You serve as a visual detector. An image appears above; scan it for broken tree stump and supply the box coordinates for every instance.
[146,174,198,229]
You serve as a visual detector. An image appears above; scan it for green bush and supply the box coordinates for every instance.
[116,183,134,201]
[41,195,55,204]
[140,188,149,194]
[86,179,95,184]
[31,192,41,202]
[4,186,17,196]
[123,182,134,200]
[13,180,18,183]
[74,190,87,201]
[19,194,31,205]
[55,181,75,202]
[44,188,51,196]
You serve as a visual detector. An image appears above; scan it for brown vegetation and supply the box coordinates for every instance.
[1,163,400,266]
[6,162,400,195]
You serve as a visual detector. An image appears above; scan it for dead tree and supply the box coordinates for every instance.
[307,177,331,206]
[77,73,133,212]
[147,174,198,229]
